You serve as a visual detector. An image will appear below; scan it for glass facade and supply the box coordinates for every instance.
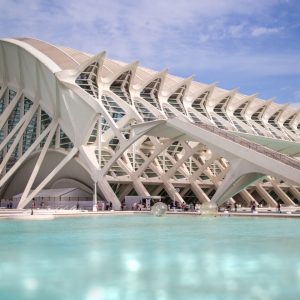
[110,71,132,105]
[140,78,162,110]
[75,62,99,98]
[191,91,211,120]
[134,100,156,122]
[101,94,125,123]
[167,85,186,114]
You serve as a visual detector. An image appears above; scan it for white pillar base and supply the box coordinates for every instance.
[92,204,98,212]
[93,181,98,212]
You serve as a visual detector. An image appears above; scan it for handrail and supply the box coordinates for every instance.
[189,119,300,171]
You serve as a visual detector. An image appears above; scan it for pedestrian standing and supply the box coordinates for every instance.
[277,202,281,213]
[234,202,237,212]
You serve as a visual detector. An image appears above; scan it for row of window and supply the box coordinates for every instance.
[74,64,299,144]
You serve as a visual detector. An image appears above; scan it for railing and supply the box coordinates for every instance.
[190,119,300,171]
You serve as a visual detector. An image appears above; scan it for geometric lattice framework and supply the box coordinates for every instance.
[0,37,299,210]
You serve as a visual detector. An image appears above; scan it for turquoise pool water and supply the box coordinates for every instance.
[0,215,300,300]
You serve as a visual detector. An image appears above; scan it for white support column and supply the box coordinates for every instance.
[121,153,151,198]
[97,178,121,210]
[93,181,98,212]
[18,147,78,209]
[2,89,9,158]
[18,121,58,208]
[36,106,41,149]
[189,154,218,181]
[0,104,39,173]
[289,186,300,200]
[180,186,190,197]
[256,184,277,207]
[55,126,60,148]
[165,144,200,179]
[0,90,22,130]
[240,189,258,206]
[190,181,211,203]
[131,127,136,172]
[132,180,150,197]
[268,177,295,206]
[162,179,185,204]
[0,106,31,151]
[163,149,166,173]
[153,185,166,197]
[100,121,166,176]
[118,183,133,203]
[97,115,102,166]
[18,95,24,157]
[134,142,172,178]
[0,122,54,187]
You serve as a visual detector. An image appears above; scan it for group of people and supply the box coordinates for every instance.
[223,202,238,212]
[30,199,45,209]
[0,199,13,209]
[171,202,196,211]
[76,201,113,211]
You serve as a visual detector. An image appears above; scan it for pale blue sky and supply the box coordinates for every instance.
[1,0,300,104]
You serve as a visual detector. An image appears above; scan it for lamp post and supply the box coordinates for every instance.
[93,181,97,212]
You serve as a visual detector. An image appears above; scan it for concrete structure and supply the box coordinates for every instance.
[0,37,299,210]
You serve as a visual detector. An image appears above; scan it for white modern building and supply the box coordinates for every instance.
[0,37,299,210]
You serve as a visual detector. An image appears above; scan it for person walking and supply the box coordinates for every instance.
[234,202,237,212]
[277,202,281,213]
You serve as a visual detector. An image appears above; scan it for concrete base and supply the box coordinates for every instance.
[1,208,300,220]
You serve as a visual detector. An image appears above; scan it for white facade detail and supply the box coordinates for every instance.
[0,37,299,209]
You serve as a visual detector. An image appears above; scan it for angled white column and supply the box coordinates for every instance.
[18,121,58,208]
[268,177,295,206]
[239,189,258,206]
[0,104,39,173]
[0,91,22,130]
[0,104,34,151]
[160,177,185,204]
[133,180,150,197]
[0,122,55,187]
[289,185,300,200]
[118,183,133,202]
[164,144,198,179]
[18,147,78,209]
[134,140,172,178]
[190,182,210,203]
[255,184,277,207]
[97,178,121,210]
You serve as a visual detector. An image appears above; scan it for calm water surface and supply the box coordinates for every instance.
[0,215,300,300]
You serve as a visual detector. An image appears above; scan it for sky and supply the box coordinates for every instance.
[0,0,300,104]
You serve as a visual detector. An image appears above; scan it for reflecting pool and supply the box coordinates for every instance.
[0,215,300,300]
